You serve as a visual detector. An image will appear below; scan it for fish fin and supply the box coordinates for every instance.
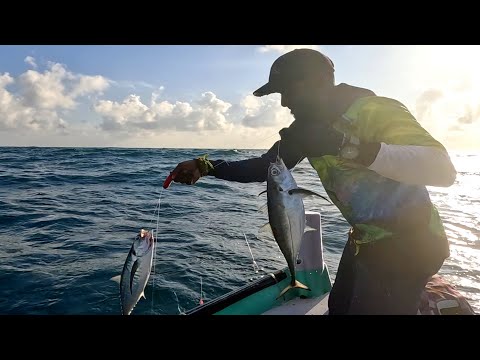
[257,202,268,214]
[294,280,311,291]
[258,222,273,235]
[110,275,121,284]
[288,188,332,204]
[276,280,311,300]
[276,284,293,299]
[258,190,267,196]
[141,291,146,300]
[304,225,317,233]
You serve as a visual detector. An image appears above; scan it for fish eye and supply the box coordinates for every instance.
[270,167,279,176]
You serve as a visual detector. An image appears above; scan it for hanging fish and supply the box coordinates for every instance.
[112,229,155,315]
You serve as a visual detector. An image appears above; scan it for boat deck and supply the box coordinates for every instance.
[262,292,330,315]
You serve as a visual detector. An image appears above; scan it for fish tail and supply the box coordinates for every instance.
[277,284,294,299]
[276,280,311,299]
[294,280,310,291]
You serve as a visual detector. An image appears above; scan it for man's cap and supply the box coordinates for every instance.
[253,48,335,97]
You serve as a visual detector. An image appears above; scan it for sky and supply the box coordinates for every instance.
[0,45,479,151]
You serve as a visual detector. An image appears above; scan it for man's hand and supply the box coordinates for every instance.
[170,160,202,185]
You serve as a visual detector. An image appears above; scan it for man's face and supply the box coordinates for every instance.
[279,80,304,113]
[279,79,329,121]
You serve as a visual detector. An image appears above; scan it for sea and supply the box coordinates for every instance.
[0,147,478,315]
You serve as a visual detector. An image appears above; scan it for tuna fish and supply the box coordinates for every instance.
[262,155,330,298]
[117,229,155,315]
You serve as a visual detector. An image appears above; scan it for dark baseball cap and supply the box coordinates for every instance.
[253,48,335,97]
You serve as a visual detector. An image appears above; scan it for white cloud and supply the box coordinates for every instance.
[94,91,233,133]
[389,46,480,151]
[0,62,110,132]
[3,46,480,150]
[111,80,157,90]
[0,72,14,88]
[0,59,295,147]
[17,62,109,110]
[414,87,480,129]
[240,94,292,128]
[71,75,110,97]
[0,88,291,149]
[257,45,320,54]
[0,77,293,149]
[456,105,477,125]
[415,89,443,121]
[413,86,480,151]
[0,72,59,131]
[151,86,165,103]
[93,89,293,142]
[19,65,76,110]
[24,56,37,69]
[0,76,67,132]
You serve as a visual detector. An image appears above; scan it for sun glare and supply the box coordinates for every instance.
[400,46,480,151]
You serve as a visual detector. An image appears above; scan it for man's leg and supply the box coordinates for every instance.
[345,235,445,315]
[328,237,356,315]
[346,258,431,314]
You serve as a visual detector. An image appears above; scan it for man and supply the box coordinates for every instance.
[169,48,457,314]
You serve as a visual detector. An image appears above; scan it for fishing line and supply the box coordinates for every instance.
[199,276,204,305]
[172,290,185,315]
[150,187,163,311]
[290,156,306,174]
[244,233,260,273]
[246,131,280,150]
[157,130,282,312]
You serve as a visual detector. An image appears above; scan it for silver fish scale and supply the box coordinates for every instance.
[119,230,154,315]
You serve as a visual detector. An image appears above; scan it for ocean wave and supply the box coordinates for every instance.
[0,146,478,315]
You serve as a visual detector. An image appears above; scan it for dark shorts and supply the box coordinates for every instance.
[328,229,449,315]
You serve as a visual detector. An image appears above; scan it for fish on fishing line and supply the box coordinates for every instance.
[111,229,155,315]
[258,155,331,299]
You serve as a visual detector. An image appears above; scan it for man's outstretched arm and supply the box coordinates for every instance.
[207,128,305,183]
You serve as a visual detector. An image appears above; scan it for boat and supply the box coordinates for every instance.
[184,211,476,316]
[185,211,332,315]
